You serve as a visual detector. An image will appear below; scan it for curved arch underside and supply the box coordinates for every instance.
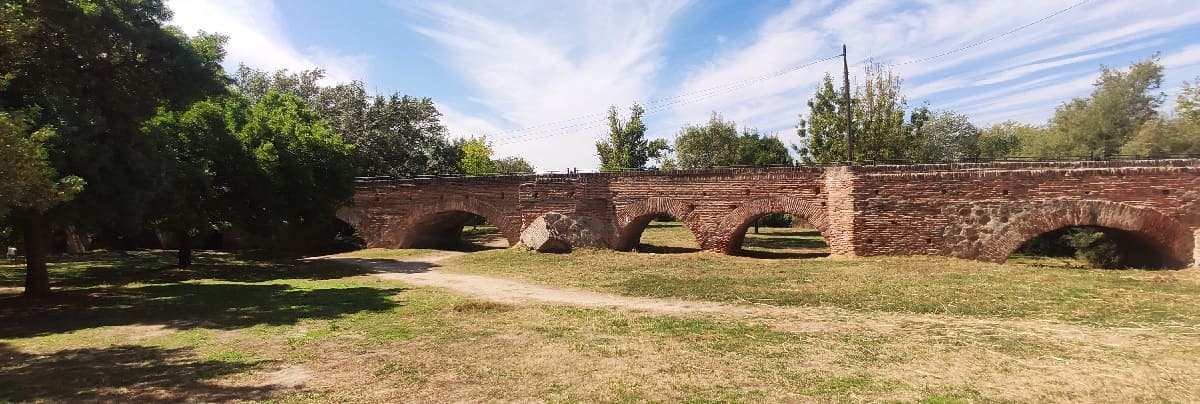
[712,196,829,254]
[980,200,1194,268]
[613,197,702,251]
[380,199,519,249]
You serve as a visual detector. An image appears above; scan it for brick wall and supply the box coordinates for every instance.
[339,159,1200,267]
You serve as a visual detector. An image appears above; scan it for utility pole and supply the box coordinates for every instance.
[843,44,853,163]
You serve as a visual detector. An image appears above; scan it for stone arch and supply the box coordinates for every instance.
[613,197,702,251]
[710,196,829,254]
[378,198,519,249]
[973,200,1194,268]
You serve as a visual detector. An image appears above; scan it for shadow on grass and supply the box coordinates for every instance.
[0,342,274,402]
[321,257,440,274]
[0,282,403,339]
[742,230,829,250]
[635,244,702,254]
[736,250,831,259]
[0,254,405,339]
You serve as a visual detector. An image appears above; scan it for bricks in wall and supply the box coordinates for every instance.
[338,159,1200,268]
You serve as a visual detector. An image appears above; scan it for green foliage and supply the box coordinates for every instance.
[852,63,910,161]
[457,136,495,175]
[673,113,740,168]
[976,121,1027,159]
[796,65,924,163]
[673,113,793,168]
[737,129,793,166]
[794,74,847,164]
[0,0,227,234]
[1179,77,1200,123]
[0,111,84,218]
[492,156,535,174]
[143,96,260,242]
[1030,56,1165,157]
[1062,228,1122,269]
[913,110,981,161]
[239,92,356,230]
[233,66,461,176]
[596,104,668,171]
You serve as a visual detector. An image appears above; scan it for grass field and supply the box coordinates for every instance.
[0,223,1197,402]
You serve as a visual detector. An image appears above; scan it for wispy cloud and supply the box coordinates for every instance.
[404,0,691,171]
[167,0,368,84]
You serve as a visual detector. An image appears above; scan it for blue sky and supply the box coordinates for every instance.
[167,0,1200,172]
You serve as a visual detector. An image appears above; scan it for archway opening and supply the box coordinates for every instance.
[1009,226,1184,269]
[732,214,829,259]
[406,211,510,251]
[622,214,701,253]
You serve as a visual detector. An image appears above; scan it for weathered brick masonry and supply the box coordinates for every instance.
[339,159,1200,268]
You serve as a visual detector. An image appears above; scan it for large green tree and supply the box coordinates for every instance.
[796,65,915,164]
[737,129,793,166]
[914,110,981,161]
[143,96,258,267]
[596,104,668,171]
[457,136,496,175]
[976,121,1029,160]
[673,113,740,168]
[794,74,847,164]
[1032,56,1165,157]
[674,113,793,168]
[233,66,461,176]
[1,0,226,296]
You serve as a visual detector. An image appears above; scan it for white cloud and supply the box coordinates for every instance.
[404,0,691,172]
[166,0,368,84]
[1163,44,1200,70]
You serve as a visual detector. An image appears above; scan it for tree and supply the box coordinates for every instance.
[737,129,793,166]
[240,92,356,234]
[233,66,461,177]
[794,74,847,164]
[145,91,355,267]
[493,156,535,174]
[144,96,259,267]
[673,113,740,168]
[0,112,83,219]
[1034,56,1165,157]
[458,136,496,175]
[1,0,226,296]
[796,65,913,164]
[976,121,1028,160]
[914,110,981,161]
[852,62,910,161]
[1179,77,1200,123]
[596,104,668,171]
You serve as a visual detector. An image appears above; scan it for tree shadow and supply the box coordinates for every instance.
[736,250,831,259]
[47,251,371,287]
[742,230,829,250]
[323,257,439,274]
[0,343,276,402]
[0,281,404,339]
[634,244,702,254]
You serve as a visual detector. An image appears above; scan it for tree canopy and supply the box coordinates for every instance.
[672,113,793,168]
[596,104,669,171]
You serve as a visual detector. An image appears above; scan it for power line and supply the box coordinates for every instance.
[491,54,842,146]
[481,53,843,143]
[891,0,1092,66]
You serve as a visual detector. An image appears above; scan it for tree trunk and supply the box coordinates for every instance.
[23,211,50,298]
[177,230,193,268]
[754,218,760,234]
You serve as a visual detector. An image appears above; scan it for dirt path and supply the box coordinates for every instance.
[320,250,752,315]
[313,250,1200,346]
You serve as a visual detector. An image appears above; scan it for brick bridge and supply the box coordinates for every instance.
[337,159,1200,268]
